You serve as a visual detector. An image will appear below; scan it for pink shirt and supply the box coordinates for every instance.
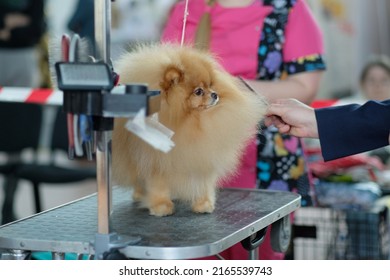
[161,0,324,188]
[162,0,324,79]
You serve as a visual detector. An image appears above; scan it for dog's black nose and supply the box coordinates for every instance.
[211,92,218,100]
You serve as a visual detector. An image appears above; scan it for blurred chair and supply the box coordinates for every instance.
[0,104,97,224]
[15,107,97,214]
[0,102,43,224]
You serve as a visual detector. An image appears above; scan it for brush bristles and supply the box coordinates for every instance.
[48,35,94,89]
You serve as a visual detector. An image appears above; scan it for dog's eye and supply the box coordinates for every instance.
[193,88,204,96]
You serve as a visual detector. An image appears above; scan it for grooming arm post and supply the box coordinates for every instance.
[94,0,113,236]
[95,0,111,64]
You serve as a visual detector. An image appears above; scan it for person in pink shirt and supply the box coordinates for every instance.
[161,0,326,259]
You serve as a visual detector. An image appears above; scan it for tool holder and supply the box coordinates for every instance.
[57,63,160,258]
[55,0,159,259]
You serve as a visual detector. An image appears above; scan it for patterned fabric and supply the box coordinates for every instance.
[256,0,326,207]
[257,0,294,80]
[257,0,326,79]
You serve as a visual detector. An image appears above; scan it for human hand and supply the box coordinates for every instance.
[264,98,319,138]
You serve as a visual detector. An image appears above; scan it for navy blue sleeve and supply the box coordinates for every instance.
[315,99,390,161]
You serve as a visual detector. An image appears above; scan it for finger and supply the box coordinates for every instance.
[277,124,292,134]
[264,115,283,127]
[265,103,286,117]
[265,115,294,133]
[264,116,292,134]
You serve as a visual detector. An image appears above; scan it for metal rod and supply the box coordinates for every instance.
[248,248,259,260]
[94,0,111,63]
[96,131,112,234]
[94,0,113,235]
[52,252,65,260]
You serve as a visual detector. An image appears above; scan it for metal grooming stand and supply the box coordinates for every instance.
[0,0,301,260]
[93,0,131,260]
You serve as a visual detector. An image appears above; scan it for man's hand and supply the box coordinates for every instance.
[264,98,319,139]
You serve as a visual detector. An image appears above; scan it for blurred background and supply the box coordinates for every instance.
[307,0,390,99]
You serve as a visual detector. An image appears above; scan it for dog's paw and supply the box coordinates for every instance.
[192,199,215,214]
[149,200,174,217]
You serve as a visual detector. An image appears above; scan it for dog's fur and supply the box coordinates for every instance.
[112,44,266,216]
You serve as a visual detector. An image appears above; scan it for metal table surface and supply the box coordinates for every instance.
[0,187,300,259]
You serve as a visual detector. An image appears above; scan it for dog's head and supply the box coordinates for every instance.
[115,44,251,126]
[159,50,221,114]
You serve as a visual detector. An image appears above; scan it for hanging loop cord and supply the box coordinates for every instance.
[181,0,190,46]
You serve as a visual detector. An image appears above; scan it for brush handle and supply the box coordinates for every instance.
[61,34,76,159]
[69,34,80,62]
[61,34,70,62]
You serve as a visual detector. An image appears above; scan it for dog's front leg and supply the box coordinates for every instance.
[146,176,174,217]
[191,178,216,214]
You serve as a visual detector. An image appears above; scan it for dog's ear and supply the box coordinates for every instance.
[160,65,184,91]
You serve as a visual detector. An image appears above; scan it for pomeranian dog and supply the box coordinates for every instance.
[112,44,266,216]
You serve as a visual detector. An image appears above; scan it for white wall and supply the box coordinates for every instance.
[46,0,78,38]
[308,0,390,99]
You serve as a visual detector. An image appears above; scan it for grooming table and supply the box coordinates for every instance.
[0,187,300,259]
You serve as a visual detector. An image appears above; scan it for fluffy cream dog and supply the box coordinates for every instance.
[112,44,266,216]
